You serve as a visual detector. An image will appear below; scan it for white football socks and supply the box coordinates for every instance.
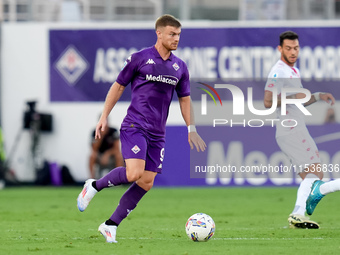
[320,179,340,195]
[292,173,319,215]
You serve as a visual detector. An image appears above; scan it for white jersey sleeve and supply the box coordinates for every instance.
[265,68,286,94]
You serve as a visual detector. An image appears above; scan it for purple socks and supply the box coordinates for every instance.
[94,167,148,226]
[109,182,147,225]
[95,167,129,191]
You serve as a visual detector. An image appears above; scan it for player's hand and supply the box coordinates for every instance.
[95,118,108,139]
[320,93,335,105]
[189,132,206,152]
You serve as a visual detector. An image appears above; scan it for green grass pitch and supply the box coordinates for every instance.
[1,186,340,255]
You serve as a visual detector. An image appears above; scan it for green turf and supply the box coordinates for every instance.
[1,186,340,255]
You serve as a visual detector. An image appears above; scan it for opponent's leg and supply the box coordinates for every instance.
[306,178,340,215]
[320,178,340,195]
[293,170,321,215]
[288,165,322,229]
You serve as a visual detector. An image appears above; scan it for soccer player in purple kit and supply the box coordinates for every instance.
[77,14,206,243]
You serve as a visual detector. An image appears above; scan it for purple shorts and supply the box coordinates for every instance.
[120,126,165,173]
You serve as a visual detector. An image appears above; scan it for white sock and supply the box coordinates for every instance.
[320,179,340,195]
[292,173,319,215]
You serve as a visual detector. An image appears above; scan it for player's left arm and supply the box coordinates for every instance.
[275,90,336,107]
[178,96,206,152]
[95,82,126,139]
[303,92,336,107]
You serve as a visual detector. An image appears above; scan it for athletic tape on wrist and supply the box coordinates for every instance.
[313,92,322,101]
[188,125,196,133]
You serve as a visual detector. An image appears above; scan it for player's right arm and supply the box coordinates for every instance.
[264,90,277,108]
[95,82,125,139]
[96,52,138,139]
[264,68,283,108]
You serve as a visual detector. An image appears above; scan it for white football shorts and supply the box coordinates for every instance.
[276,129,321,172]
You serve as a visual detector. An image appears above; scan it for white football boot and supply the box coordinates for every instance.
[98,223,118,243]
[288,214,319,229]
[77,179,97,212]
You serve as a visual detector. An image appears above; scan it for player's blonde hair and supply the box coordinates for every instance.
[155,14,181,30]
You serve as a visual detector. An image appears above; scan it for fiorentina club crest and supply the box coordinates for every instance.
[172,63,179,71]
[55,45,88,86]
[131,145,141,154]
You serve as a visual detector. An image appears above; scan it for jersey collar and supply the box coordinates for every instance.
[152,46,173,61]
[278,59,296,70]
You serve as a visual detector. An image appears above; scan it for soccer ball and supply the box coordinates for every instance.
[185,213,215,242]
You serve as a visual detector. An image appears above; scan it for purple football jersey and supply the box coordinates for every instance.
[116,46,190,136]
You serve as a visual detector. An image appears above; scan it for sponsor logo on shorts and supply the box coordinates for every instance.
[131,145,141,154]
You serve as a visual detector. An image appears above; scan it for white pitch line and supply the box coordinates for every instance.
[9,236,327,242]
[212,237,325,241]
[117,237,326,241]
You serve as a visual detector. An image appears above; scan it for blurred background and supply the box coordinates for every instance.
[0,0,340,188]
[1,0,340,22]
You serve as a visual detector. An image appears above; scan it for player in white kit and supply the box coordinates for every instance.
[264,31,336,229]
